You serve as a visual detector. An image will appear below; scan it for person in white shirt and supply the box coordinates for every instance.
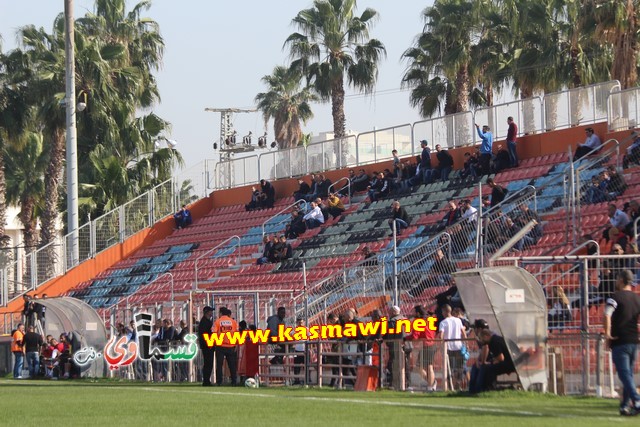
[303,201,324,229]
[438,304,467,390]
[574,127,602,160]
[608,203,631,230]
[460,199,478,222]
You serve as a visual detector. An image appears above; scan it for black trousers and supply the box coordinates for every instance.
[215,346,238,385]
[201,348,214,385]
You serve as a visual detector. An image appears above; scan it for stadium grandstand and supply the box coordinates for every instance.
[1,80,639,397]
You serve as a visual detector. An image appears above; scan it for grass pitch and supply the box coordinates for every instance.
[0,379,632,426]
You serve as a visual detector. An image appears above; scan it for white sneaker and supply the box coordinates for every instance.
[428,380,437,391]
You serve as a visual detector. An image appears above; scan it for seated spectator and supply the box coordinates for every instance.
[622,130,640,169]
[174,205,192,229]
[437,200,462,231]
[285,210,306,239]
[512,203,542,243]
[547,285,572,328]
[272,235,292,262]
[303,202,324,229]
[245,186,264,211]
[487,178,508,208]
[606,166,627,197]
[573,127,602,160]
[388,200,410,235]
[435,144,454,182]
[623,200,639,237]
[367,172,390,203]
[293,179,311,202]
[460,151,479,180]
[308,174,331,200]
[315,198,330,221]
[608,203,631,231]
[259,179,275,208]
[362,246,378,266]
[402,156,424,189]
[469,329,515,394]
[351,169,370,192]
[583,175,608,204]
[327,193,345,218]
[492,144,510,173]
[257,235,274,265]
[408,249,457,297]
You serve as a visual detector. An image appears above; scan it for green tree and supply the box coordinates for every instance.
[285,0,385,163]
[255,66,316,149]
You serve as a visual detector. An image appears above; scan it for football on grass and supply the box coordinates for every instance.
[245,378,258,388]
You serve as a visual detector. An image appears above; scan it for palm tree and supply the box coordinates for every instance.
[255,66,316,150]
[285,0,386,165]
[402,0,477,117]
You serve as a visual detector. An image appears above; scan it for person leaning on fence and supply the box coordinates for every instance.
[546,285,572,328]
[388,200,410,235]
[213,307,238,386]
[198,306,215,386]
[604,269,640,416]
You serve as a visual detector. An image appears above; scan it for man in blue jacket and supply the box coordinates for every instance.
[475,124,493,176]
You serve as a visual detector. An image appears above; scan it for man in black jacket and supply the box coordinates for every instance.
[435,144,454,182]
[260,179,275,208]
[487,178,508,208]
[420,140,433,184]
[293,179,311,202]
[198,306,215,386]
[388,200,410,235]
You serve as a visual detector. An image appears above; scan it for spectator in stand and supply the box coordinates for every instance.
[547,285,572,328]
[461,151,479,180]
[475,123,494,176]
[273,235,292,262]
[506,116,519,168]
[438,304,467,391]
[293,178,311,202]
[327,193,345,218]
[574,127,602,160]
[600,244,627,299]
[608,203,631,231]
[257,235,274,265]
[402,156,424,189]
[351,169,370,192]
[198,306,215,386]
[603,270,640,416]
[213,307,238,386]
[408,249,457,297]
[606,166,627,197]
[303,202,325,229]
[481,195,491,210]
[12,323,25,379]
[435,144,454,182]
[362,246,378,266]
[623,130,640,169]
[309,174,332,200]
[392,150,402,180]
[245,186,263,211]
[492,144,510,173]
[286,210,307,239]
[623,200,639,237]
[438,200,462,231]
[260,179,276,208]
[513,203,542,243]
[174,205,193,229]
[487,178,508,208]
[367,172,390,203]
[459,199,478,223]
[584,175,608,204]
[315,197,330,222]
[419,140,434,184]
[388,200,410,235]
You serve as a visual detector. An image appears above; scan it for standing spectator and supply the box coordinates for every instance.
[267,307,286,365]
[213,307,238,386]
[435,144,454,182]
[23,326,43,378]
[487,178,508,208]
[385,305,407,386]
[22,295,33,328]
[327,193,345,218]
[174,205,192,229]
[351,169,370,192]
[506,116,518,168]
[198,306,215,386]
[437,304,467,391]
[325,313,341,387]
[419,140,433,184]
[459,199,478,223]
[303,202,324,229]
[475,123,494,176]
[603,270,640,416]
[574,127,602,160]
[12,323,25,379]
[392,150,402,180]
[388,200,410,235]
[32,295,46,330]
[293,179,311,202]
[260,179,276,208]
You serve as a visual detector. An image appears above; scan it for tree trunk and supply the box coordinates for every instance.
[0,139,9,250]
[40,127,65,278]
[331,78,347,167]
[455,63,470,113]
[520,86,536,134]
[444,83,457,116]
[611,0,637,89]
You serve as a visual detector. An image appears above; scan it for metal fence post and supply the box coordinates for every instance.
[118,205,126,243]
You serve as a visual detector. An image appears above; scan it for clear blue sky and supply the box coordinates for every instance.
[1,0,434,168]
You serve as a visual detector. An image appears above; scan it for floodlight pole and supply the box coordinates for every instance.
[65,0,79,266]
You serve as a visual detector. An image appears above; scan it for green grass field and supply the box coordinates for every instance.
[0,379,633,426]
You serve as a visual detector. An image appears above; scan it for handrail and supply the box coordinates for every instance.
[327,176,352,209]
[194,235,242,290]
[534,240,601,290]
[261,200,307,238]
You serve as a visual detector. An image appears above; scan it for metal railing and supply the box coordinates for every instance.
[193,235,241,290]
[412,111,474,150]
[355,124,413,164]
[474,97,544,140]
[608,86,640,131]
[327,177,352,209]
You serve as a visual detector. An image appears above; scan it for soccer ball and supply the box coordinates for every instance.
[244,377,259,388]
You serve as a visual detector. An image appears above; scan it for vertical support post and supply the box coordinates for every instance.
[65,0,79,268]
[392,220,398,306]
